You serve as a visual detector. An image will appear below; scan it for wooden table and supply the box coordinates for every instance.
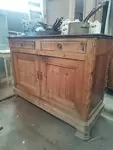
[0,50,12,85]
[8,34,112,140]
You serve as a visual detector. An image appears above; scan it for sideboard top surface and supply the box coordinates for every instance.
[8,34,113,40]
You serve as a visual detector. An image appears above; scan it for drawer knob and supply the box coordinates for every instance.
[57,43,62,50]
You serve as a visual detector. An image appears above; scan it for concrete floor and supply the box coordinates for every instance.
[102,91,113,121]
[0,96,113,150]
[104,92,113,112]
[0,82,14,101]
[0,86,14,101]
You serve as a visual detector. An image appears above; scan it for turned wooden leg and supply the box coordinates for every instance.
[75,130,90,141]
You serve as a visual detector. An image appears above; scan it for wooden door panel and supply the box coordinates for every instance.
[91,54,109,110]
[40,56,84,113]
[107,57,113,89]
[13,53,40,96]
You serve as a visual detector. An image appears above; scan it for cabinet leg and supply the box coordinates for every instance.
[75,130,90,141]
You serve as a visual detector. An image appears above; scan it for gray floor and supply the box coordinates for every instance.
[0,86,14,101]
[0,82,14,101]
[104,92,113,112]
[0,96,113,150]
[102,91,113,122]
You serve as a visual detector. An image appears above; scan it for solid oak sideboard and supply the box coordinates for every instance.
[9,34,112,140]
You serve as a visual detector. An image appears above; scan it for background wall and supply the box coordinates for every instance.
[0,13,9,73]
[0,9,28,32]
[46,0,70,25]
[75,0,84,21]
[0,10,28,73]
[83,0,96,21]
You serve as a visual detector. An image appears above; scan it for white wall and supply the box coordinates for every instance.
[75,0,84,20]
[83,0,96,21]
[46,0,69,25]
[0,0,28,12]
[45,0,75,25]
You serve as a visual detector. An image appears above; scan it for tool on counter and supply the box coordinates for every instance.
[67,1,109,35]
[83,1,109,34]
[53,17,63,31]
[83,1,109,23]
[21,17,63,36]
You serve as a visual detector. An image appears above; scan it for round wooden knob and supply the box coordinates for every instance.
[57,43,62,50]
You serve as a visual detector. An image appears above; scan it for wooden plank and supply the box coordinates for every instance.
[96,39,112,55]
[11,48,36,54]
[41,41,86,53]
[9,39,41,50]
[38,50,86,60]
[82,39,97,120]
[107,55,113,90]
[12,52,40,97]
[90,39,110,119]
[40,56,85,119]
[111,0,113,35]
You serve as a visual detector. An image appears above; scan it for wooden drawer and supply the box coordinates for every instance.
[41,41,87,54]
[10,41,35,49]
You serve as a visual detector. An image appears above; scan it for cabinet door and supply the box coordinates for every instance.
[107,56,113,90]
[91,54,109,109]
[13,53,40,96]
[40,56,84,112]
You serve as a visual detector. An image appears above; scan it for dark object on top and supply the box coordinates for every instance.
[53,17,63,31]
[32,17,63,35]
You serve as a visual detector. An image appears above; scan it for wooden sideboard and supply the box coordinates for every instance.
[107,51,113,90]
[9,35,112,140]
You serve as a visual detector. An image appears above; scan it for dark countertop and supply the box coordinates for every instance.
[8,34,113,39]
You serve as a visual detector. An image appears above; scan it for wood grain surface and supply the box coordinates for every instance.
[9,37,112,140]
